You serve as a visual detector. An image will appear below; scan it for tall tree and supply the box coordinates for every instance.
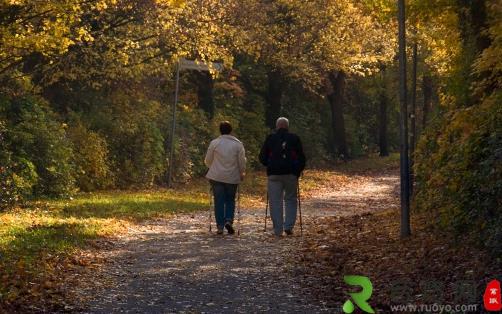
[265,69,284,129]
[327,70,349,159]
[196,71,215,118]
[378,86,389,157]
[422,74,433,130]
[456,0,493,101]
[309,0,395,159]
[410,42,418,195]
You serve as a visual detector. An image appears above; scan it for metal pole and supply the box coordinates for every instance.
[410,42,418,197]
[298,181,303,236]
[264,192,268,232]
[168,61,180,188]
[237,185,241,236]
[398,0,411,237]
[209,186,213,232]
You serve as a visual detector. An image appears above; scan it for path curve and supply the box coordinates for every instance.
[71,170,399,313]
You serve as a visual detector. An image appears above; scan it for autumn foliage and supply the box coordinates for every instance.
[0,1,500,306]
[413,0,501,255]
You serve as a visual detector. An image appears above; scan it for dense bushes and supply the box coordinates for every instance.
[213,87,268,169]
[67,121,113,191]
[79,94,169,188]
[0,97,75,200]
[0,92,173,205]
[0,119,20,210]
[282,87,331,165]
[415,92,502,255]
[0,68,398,210]
[174,105,214,181]
[414,1,502,256]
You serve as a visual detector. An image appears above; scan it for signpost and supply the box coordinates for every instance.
[179,58,224,72]
[167,59,224,188]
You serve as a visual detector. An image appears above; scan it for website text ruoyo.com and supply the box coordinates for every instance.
[389,303,478,313]
[341,275,501,313]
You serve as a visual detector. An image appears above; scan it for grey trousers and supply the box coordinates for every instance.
[268,174,298,235]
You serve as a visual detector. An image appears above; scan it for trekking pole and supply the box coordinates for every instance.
[237,185,241,236]
[264,192,269,232]
[209,186,213,232]
[298,181,303,236]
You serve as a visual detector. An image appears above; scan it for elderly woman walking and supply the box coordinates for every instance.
[205,121,246,234]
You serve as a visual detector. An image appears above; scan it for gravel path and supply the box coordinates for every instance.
[72,171,399,313]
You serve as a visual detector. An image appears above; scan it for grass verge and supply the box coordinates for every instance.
[0,188,210,310]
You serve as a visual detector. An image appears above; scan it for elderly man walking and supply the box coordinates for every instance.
[205,121,246,235]
[259,117,306,236]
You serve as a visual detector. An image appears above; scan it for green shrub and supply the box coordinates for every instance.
[1,117,40,210]
[88,95,167,188]
[283,87,331,165]
[414,91,502,255]
[212,86,269,170]
[1,97,75,198]
[0,165,17,211]
[132,121,166,186]
[234,109,268,168]
[67,121,113,191]
[110,120,166,188]
[0,120,18,210]
[174,105,213,181]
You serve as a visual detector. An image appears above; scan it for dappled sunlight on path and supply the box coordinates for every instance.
[303,173,399,217]
[69,169,399,313]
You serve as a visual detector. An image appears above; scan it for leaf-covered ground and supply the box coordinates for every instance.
[297,212,501,312]
[60,163,404,313]
[296,168,502,312]
[4,155,498,312]
[0,155,398,312]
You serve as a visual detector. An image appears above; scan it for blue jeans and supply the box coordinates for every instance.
[210,180,238,229]
[268,175,298,235]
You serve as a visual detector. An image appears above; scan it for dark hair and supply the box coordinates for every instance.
[219,121,232,135]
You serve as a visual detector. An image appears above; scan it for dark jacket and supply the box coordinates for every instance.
[259,128,306,177]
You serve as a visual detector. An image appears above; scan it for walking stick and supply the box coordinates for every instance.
[237,185,241,236]
[209,186,213,232]
[298,181,303,236]
[264,192,269,232]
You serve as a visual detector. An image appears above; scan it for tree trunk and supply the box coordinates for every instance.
[265,69,283,129]
[378,90,389,157]
[327,70,349,159]
[196,71,214,119]
[457,0,490,52]
[410,43,418,195]
[422,74,433,130]
[456,0,492,99]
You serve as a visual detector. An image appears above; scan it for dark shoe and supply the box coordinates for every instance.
[217,227,224,235]
[225,223,235,235]
[285,229,293,236]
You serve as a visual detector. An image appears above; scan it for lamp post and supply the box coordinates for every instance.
[398,0,411,237]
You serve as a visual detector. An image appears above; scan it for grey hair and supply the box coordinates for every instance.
[276,117,289,129]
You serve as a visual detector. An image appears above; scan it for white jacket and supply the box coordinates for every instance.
[205,135,246,184]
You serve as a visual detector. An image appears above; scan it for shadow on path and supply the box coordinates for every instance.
[71,170,399,313]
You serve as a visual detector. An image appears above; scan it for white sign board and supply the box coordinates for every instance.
[179,58,224,72]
